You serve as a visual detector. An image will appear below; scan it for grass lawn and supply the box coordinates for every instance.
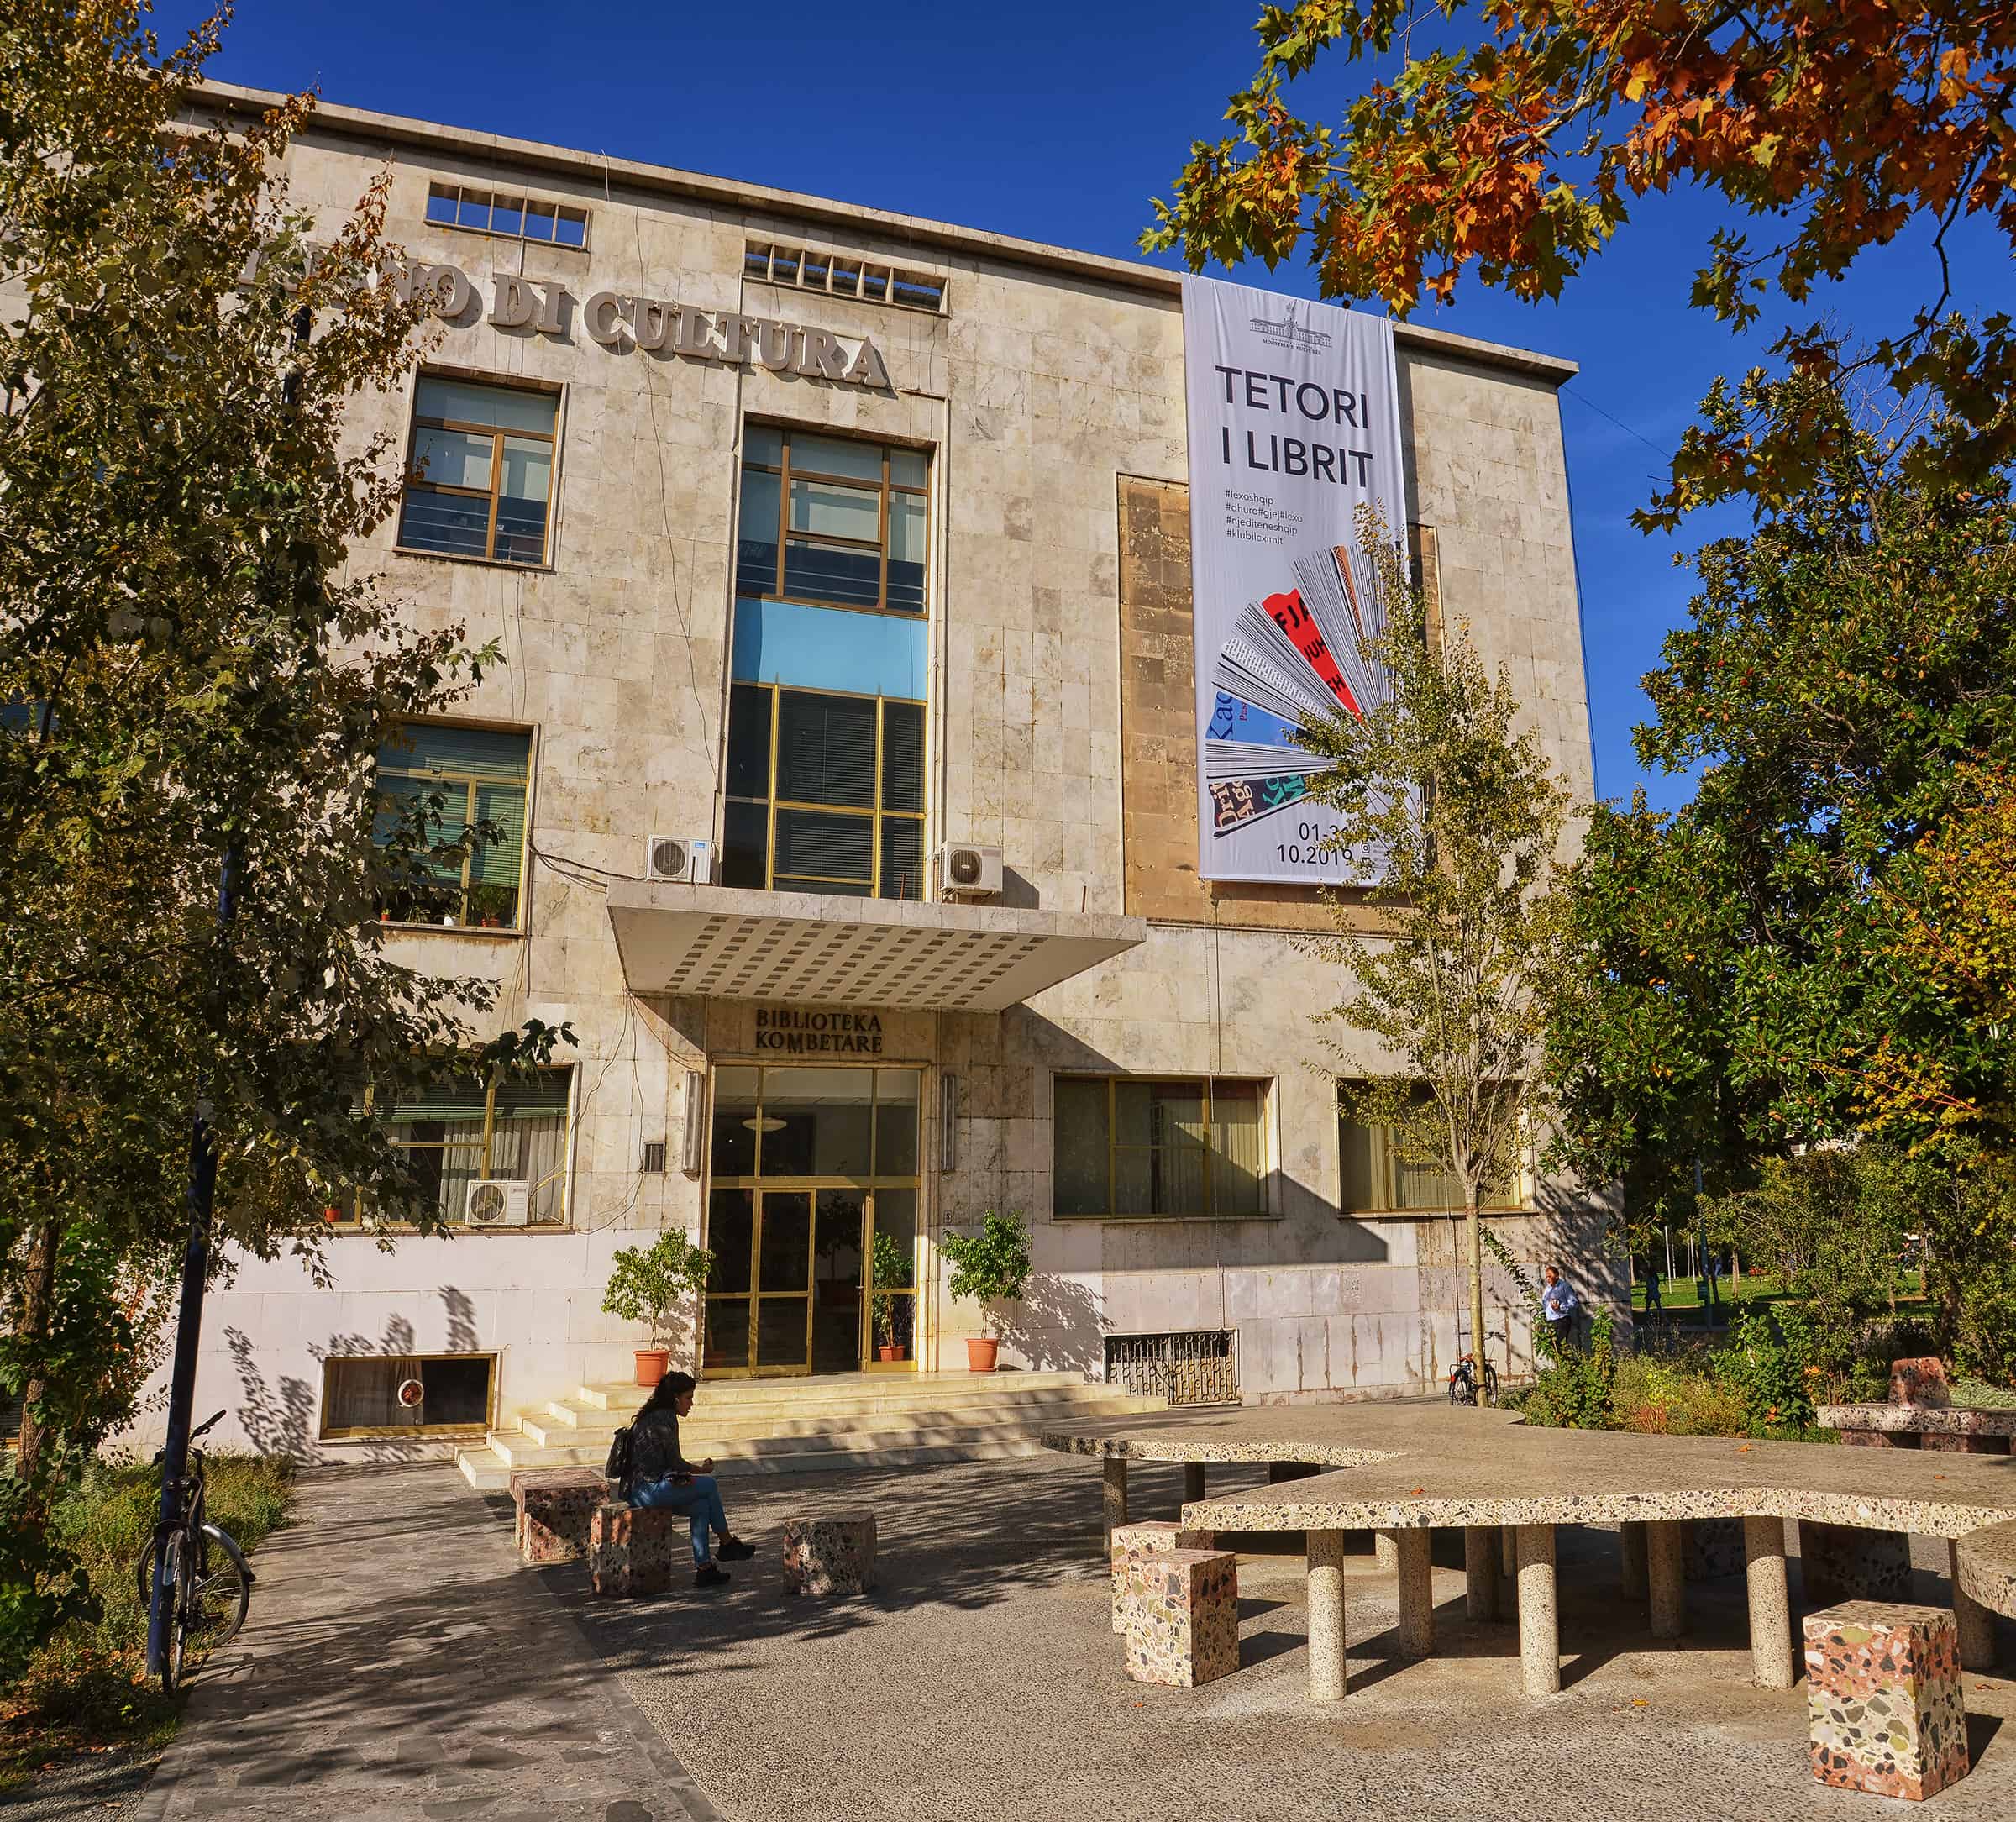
[0,1452,293,1795]
[1630,1272,1928,1318]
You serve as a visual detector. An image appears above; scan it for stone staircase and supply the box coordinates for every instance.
[455,1369,1166,1490]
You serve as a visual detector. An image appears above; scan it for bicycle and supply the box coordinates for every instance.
[134,1409,253,1688]
[1447,1331,1504,1408]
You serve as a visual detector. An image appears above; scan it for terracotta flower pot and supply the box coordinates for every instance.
[965,1336,1000,1373]
[877,1343,899,1363]
[633,1347,670,1388]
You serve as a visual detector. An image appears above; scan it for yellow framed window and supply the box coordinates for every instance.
[1337,1086,1522,1215]
[373,722,532,930]
[1053,1077,1269,1219]
[398,375,559,565]
[374,1066,575,1227]
[720,682,925,900]
[735,426,928,616]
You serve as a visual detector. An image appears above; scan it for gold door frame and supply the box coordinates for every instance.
[702,1063,921,1378]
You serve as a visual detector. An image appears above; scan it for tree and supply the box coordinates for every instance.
[0,0,566,1515]
[1147,3,2016,519]
[1547,376,2016,1205]
[1302,520,1578,1397]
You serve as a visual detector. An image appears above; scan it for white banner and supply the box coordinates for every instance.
[1181,276,1409,882]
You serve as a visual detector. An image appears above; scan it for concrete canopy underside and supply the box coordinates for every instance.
[606,881,1147,1011]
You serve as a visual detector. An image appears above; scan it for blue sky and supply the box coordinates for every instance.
[169,1,2008,811]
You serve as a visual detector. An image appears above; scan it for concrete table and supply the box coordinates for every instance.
[1043,1402,2016,1702]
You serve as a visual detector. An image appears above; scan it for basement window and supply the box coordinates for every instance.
[321,1353,496,1438]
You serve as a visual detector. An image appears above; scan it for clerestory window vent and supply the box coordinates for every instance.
[743,240,946,313]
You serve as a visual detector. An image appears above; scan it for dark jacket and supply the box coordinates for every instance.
[628,1407,696,1491]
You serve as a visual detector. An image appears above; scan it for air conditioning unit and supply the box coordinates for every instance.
[465,1180,530,1228]
[646,834,712,885]
[935,842,1003,897]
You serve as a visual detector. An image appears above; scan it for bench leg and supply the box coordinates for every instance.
[1620,1520,1648,1599]
[1951,1539,1998,1671]
[1307,1529,1347,1703]
[1743,1515,1794,1689]
[1393,1529,1435,1657]
[1464,1524,1500,1621]
[1649,1520,1687,1639]
[1102,1457,1127,1551]
[1183,1462,1205,1506]
[1375,1531,1399,1572]
[1516,1524,1561,1695]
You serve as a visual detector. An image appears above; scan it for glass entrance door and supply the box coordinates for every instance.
[704,1063,921,1375]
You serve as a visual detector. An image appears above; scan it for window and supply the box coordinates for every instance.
[322,1354,496,1437]
[743,240,944,312]
[379,1067,574,1226]
[721,684,924,899]
[1337,1088,1521,1215]
[374,723,533,929]
[1053,1078,1268,1219]
[426,183,587,248]
[399,376,559,565]
[737,426,928,615]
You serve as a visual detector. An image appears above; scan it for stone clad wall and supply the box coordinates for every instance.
[115,102,1612,1453]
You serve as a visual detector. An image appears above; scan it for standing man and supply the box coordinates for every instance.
[1541,1264,1580,1355]
[1641,1260,1663,1315]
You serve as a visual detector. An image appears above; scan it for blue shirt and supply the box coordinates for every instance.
[1541,1278,1578,1320]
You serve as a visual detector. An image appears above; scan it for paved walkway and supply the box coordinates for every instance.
[134,1462,720,1822]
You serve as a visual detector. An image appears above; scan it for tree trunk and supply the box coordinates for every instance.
[13,1217,60,1480]
[1467,1195,1487,1406]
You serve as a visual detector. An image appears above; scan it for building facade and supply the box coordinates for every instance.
[145,85,1614,1462]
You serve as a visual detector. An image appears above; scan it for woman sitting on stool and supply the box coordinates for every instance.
[626,1371,757,1588]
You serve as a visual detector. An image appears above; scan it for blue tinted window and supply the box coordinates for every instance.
[456,195,491,230]
[490,200,523,236]
[554,211,586,248]
[425,190,458,225]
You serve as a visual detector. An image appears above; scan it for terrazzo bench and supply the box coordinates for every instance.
[781,1514,876,1596]
[1819,1356,2016,1456]
[1805,1601,1971,1800]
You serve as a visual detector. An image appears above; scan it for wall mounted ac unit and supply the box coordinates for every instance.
[465,1180,531,1228]
[646,834,712,885]
[935,842,1003,897]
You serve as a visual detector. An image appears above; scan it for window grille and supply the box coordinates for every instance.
[1105,1331,1239,1406]
[744,240,945,312]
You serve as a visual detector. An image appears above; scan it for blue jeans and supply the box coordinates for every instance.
[632,1473,727,1564]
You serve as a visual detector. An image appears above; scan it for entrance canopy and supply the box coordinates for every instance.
[605,882,1146,1012]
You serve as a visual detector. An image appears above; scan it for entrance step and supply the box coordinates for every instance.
[456,1371,1165,1492]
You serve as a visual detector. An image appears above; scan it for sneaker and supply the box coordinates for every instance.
[717,1536,757,1562]
[694,1562,730,1589]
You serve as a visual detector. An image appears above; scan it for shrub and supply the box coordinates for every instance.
[939,1211,1032,1326]
[1520,1312,1619,1428]
[1710,1305,1821,1435]
[601,1232,712,1349]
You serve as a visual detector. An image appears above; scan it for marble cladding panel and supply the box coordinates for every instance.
[781,1515,878,1596]
[590,1501,685,1597]
[1804,1603,1970,1801]
[1121,1548,1241,1688]
[1801,1521,1916,1608]
[1109,1521,1216,1632]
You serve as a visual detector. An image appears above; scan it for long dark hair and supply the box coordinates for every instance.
[640,1371,696,1418]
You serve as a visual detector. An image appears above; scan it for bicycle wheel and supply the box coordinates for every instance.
[142,1524,250,1682]
[1483,1363,1500,1408]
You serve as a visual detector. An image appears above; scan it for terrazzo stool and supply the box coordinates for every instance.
[781,1514,877,1596]
[1801,1520,1914,1607]
[1110,1521,1213,1632]
[589,1502,684,1597]
[513,1468,610,1564]
[1891,1357,1952,1409]
[1121,1546,1239,1688]
[1804,1601,1970,1800]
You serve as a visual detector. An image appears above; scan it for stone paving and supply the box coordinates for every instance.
[82,1441,2016,1822]
[130,1462,721,1822]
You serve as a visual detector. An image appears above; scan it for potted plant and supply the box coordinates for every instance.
[601,1231,713,1386]
[939,1210,1031,1372]
[869,1227,914,1362]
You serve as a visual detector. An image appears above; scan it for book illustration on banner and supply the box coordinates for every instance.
[1205,544,1391,833]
